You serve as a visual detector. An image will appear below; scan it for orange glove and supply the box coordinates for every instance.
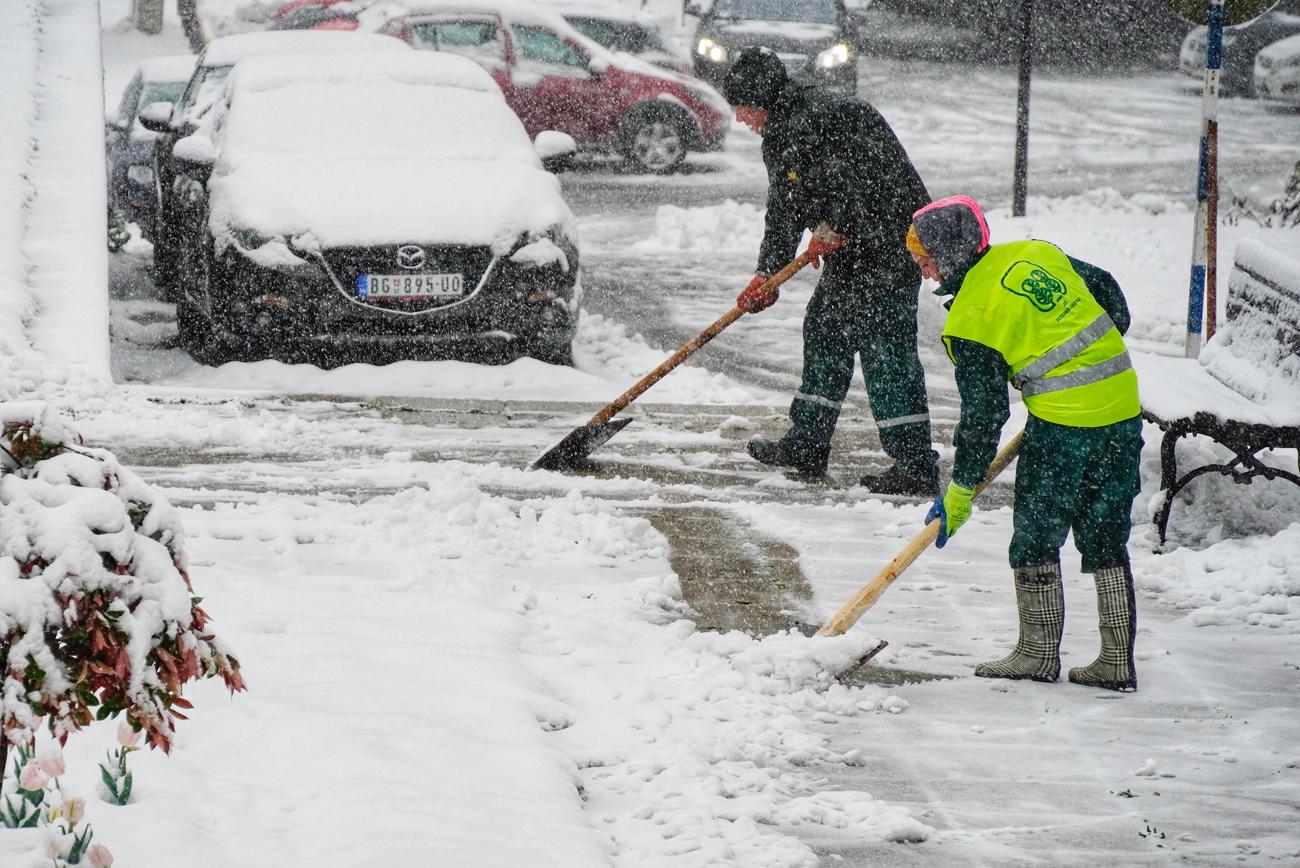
[736,273,778,313]
[807,225,850,269]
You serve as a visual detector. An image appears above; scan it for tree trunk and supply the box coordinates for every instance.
[132,0,164,34]
[177,0,207,54]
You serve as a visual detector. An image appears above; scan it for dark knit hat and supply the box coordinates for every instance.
[722,47,788,111]
[911,196,991,283]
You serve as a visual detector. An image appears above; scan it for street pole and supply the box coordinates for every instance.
[1012,0,1033,217]
[1185,0,1224,358]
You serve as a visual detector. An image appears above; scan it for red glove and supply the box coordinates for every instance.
[807,233,850,269]
[736,273,778,313]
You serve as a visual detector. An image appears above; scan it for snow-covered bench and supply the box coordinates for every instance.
[1132,239,1300,546]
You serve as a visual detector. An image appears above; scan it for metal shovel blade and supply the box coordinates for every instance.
[531,416,634,471]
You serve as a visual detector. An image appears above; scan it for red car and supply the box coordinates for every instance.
[272,0,360,29]
[376,2,729,172]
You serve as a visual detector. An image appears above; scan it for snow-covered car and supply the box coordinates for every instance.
[542,0,692,75]
[1254,30,1300,103]
[138,29,409,298]
[105,54,195,241]
[1177,0,1300,97]
[165,51,581,367]
[377,1,730,173]
[686,0,859,92]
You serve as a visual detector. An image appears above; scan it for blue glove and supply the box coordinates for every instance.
[926,482,975,548]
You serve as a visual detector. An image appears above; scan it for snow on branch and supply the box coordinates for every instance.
[0,402,244,756]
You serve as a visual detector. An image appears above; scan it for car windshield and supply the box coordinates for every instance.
[566,17,668,53]
[712,0,838,24]
[137,81,185,115]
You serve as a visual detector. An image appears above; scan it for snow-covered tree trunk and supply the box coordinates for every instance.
[178,0,206,53]
[131,0,164,34]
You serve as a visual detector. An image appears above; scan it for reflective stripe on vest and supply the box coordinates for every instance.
[1010,312,1134,396]
[942,240,1140,428]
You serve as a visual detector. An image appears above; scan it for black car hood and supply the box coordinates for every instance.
[708,19,842,52]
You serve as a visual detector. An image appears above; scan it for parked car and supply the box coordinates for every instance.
[1178,0,1300,97]
[376,2,729,173]
[271,4,361,30]
[541,0,691,74]
[1255,30,1300,103]
[138,30,409,298]
[686,0,859,92]
[159,50,581,367]
[105,55,196,241]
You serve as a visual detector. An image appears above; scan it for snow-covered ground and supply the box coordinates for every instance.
[1,2,1298,866]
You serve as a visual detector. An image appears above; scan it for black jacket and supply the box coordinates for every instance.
[757,83,930,287]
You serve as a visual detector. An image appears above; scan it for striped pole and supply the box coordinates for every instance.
[1185,0,1224,358]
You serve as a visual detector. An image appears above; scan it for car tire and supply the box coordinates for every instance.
[620,106,689,174]
[527,338,575,367]
[175,238,239,366]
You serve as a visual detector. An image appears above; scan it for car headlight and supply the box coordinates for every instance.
[696,37,728,64]
[817,42,852,68]
[126,164,153,185]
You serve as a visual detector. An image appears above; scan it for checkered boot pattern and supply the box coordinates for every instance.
[1068,564,1138,692]
[974,563,1064,683]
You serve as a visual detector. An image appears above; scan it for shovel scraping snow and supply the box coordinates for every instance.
[532,252,815,471]
[815,431,1025,637]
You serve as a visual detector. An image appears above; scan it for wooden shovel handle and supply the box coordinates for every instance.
[588,252,815,427]
[816,430,1025,637]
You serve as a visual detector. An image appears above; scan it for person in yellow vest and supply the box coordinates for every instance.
[909,196,1143,692]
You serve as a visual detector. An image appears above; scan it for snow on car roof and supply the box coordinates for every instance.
[138,54,197,83]
[536,0,656,25]
[225,47,497,94]
[392,0,613,55]
[205,51,567,248]
[1258,30,1300,60]
[198,29,408,68]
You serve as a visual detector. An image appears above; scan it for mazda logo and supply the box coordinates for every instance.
[396,245,426,270]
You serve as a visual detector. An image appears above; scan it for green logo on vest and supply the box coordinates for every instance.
[1001,260,1068,312]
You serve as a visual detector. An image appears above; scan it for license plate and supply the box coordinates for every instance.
[357,273,463,300]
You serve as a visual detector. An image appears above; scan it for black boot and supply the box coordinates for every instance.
[746,436,827,475]
[858,462,939,497]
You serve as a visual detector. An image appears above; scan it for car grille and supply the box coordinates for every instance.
[317,244,495,314]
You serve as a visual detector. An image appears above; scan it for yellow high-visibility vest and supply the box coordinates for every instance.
[942,240,1140,427]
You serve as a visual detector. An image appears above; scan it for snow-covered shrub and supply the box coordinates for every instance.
[0,402,244,759]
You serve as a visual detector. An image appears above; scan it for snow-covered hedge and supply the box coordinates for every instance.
[0,402,243,756]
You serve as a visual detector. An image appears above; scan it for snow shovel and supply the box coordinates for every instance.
[531,251,817,471]
[815,430,1025,637]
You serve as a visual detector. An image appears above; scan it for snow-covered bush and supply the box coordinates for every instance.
[0,402,244,761]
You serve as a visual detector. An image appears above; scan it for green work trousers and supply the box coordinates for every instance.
[1010,414,1143,572]
[785,263,935,473]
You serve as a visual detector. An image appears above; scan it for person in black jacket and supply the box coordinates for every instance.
[723,48,939,494]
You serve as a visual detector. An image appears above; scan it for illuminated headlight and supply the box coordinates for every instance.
[696,37,728,63]
[817,43,852,68]
[126,164,153,184]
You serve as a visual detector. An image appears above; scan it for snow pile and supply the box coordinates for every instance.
[631,199,767,254]
[1138,523,1300,633]
[1199,238,1300,407]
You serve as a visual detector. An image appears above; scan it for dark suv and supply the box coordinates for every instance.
[687,0,859,92]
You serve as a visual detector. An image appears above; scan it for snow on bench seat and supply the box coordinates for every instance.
[1137,238,1300,546]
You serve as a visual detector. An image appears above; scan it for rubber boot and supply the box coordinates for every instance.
[974,563,1064,683]
[1068,564,1137,692]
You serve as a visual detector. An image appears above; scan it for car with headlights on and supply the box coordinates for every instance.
[163,50,581,367]
[105,55,195,240]
[1255,30,1300,102]
[377,1,729,173]
[1178,0,1300,97]
[137,29,409,299]
[686,0,858,92]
